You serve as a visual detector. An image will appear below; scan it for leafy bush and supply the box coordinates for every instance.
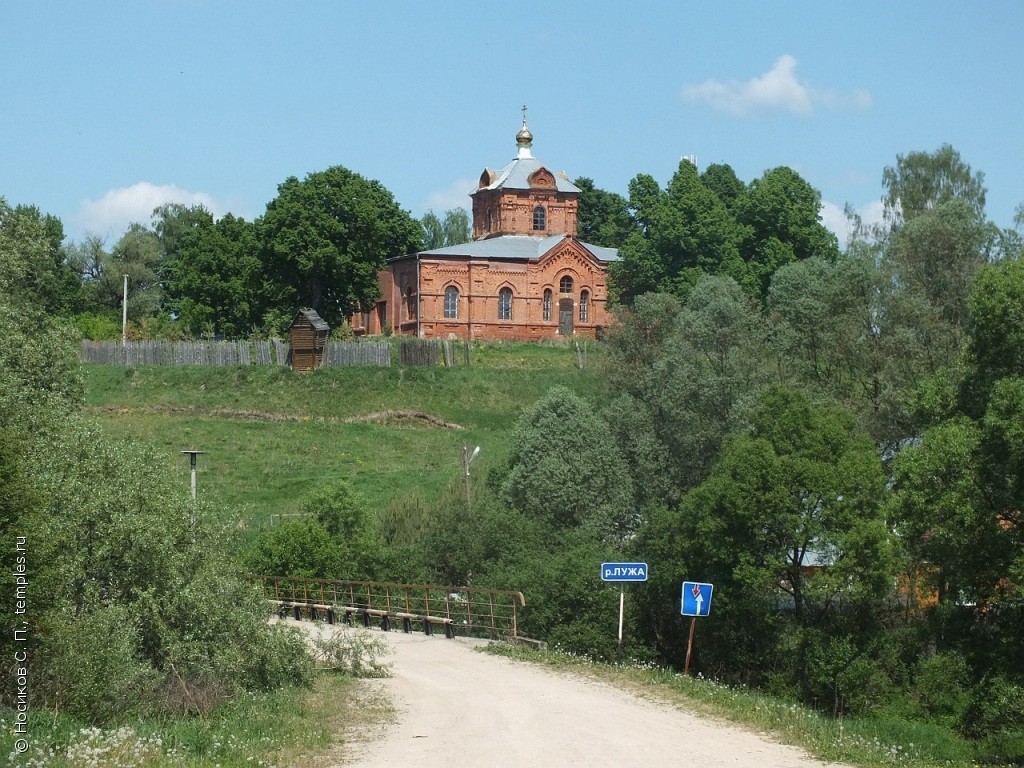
[914,652,971,727]
[41,606,159,722]
[74,311,122,340]
[308,626,392,677]
[962,677,1024,738]
[246,481,388,581]
[975,729,1024,765]
[499,386,636,541]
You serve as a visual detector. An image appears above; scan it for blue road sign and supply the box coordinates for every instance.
[681,581,714,616]
[601,562,648,582]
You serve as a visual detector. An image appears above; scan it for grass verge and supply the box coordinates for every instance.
[1,673,389,768]
[483,645,977,768]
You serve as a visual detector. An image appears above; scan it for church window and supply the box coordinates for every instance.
[559,275,573,294]
[580,290,590,323]
[444,285,459,319]
[498,287,513,321]
[543,289,552,322]
[533,205,546,231]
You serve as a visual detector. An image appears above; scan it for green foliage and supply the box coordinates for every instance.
[0,198,81,315]
[643,387,892,705]
[164,212,263,338]
[246,481,386,580]
[499,386,635,540]
[259,165,422,326]
[914,652,971,728]
[110,223,165,320]
[700,163,746,211]
[308,626,392,677]
[0,294,83,412]
[74,310,122,340]
[882,143,987,226]
[483,529,623,659]
[41,605,160,723]
[0,283,311,723]
[737,166,839,294]
[964,258,1024,412]
[887,418,996,605]
[574,176,637,248]
[962,678,1024,739]
[606,276,775,495]
[611,162,832,304]
[420,207,470,248]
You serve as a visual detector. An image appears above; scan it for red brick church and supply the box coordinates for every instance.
[356,114,619,341]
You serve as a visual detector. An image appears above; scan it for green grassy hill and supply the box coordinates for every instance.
[82,342,605,532]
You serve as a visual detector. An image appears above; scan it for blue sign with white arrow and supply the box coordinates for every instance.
[601,562,648,582]
[681,581,714,616]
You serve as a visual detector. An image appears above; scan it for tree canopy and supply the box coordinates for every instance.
[259,165,422,327]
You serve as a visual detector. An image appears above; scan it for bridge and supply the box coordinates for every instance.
[257,575,527,641]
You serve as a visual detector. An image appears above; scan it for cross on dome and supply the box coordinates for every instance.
[516,104,533,159]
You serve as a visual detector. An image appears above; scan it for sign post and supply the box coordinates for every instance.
[680,581,713,675]
[601,562,648,661]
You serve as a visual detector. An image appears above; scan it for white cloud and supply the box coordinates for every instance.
[75,182,237,240]
[682,55,872,117]
[820,199,886,248]
[421,177,476,216]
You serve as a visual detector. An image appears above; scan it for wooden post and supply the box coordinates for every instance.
[684,617,697,675]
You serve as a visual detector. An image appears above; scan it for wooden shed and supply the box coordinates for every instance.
[289,309,330,371]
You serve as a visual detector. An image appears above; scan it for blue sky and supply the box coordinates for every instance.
[3,2,1022,247]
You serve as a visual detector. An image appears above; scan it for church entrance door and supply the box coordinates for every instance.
[559,299,574,335]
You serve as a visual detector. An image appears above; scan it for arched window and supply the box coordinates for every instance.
[533,205,546,231]
[498,287,513,321]
[444,285,459,319]
[559,275,573,294]
[542,289,553,322]
[579,290,590,323]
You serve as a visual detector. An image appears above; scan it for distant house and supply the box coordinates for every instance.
[355,114,620,341]
[289,308,329,371]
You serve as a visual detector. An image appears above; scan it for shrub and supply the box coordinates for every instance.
[962,676,1024,738]
[915,652,971,727]
[41,606,159,722]
[308,627,392,677]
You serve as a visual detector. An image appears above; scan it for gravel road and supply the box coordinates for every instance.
[333,629,846,768]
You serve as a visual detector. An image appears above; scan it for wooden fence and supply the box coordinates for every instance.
[399,338,470,367]
[81,339,466,368]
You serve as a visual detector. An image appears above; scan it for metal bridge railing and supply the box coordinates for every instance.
[256,575,526,640]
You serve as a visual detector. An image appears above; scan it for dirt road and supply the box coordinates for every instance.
[335,630,845,768]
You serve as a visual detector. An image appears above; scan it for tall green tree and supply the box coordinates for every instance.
[638,276,774,492]
[736,166,839,295]
[165,213,262,337]
[106,222,163,321]
[767,251,931,449]
[882,144,987,226]
[649,159,743,298]
[259,165,422,326]
[647,388,890,701]
[420,207,470,249]
[0,199,80,314]
[700,163,746,212]
[574,177,637,248]
[152,202,215,261]
[499,386,636,541]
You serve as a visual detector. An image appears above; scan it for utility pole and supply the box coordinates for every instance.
[180,450,205,501]
[121,274,129,343]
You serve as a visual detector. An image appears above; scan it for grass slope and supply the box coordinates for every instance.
[81,343,604,528]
